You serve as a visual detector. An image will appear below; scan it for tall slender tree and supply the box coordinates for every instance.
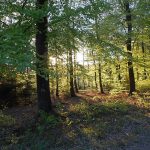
[125,1,136,95]
[74,51,79,93]
[141,41,147,79]
[69,49,76,96]
[98,61,104,93]
[92,50,98,90]
[55,56,59,97]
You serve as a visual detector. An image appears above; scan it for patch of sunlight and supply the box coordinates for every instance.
[82,127,95,136]
[144,112,150,118]
[66,130,77,138]
[134,97,150,109]
[69,102,89,114]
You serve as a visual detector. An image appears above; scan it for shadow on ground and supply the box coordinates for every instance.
[0,92,150,150]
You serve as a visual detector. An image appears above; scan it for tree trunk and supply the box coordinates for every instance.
[136,57,139,81]
[141,42,147,79]
[87,59,90,87]
[74,51,78,93]
[125,1,136,95]
[92,50,97,90]
[82,49,86,90]
[66,52,69,87]
[55,57,59,97]
[116,64,121,82]
[36,0,51,112]
[94,71,97,89]
[98,62,104,94]
[69,49,76,97]
[115,55,121,82]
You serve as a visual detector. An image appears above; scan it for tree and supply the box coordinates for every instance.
[68,49,76,96]
[36,0,52,112]
[125,1,136,95]
[55,55,59,97]
[74,50,79,93]
[98,61,104,93]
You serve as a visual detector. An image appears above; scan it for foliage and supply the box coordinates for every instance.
[0,0,149,97]
[37,111,60,128]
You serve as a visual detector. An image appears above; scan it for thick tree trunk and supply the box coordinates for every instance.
[69,49,76,97]
[36,0,51,112]
[98,62,104,94]
[125,2,135,95]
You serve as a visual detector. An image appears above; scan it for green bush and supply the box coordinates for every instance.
[38,111,60,127]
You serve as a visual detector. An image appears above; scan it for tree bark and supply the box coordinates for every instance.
[66,52,69,87]
[36,0,51,112]
[141,42,147,79]
[82,49,86,90]
[74,51,78,93]
[55,57,59,97]
[98,62,104,94]
[92,50,97,90]
[125,1,136,95]
[69,49,76,97]
[116,64,121,82]
[87,50,90,88]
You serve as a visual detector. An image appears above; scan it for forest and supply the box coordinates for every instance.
[0,0,150,149]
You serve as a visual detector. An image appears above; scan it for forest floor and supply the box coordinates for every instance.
[0,91,150,150]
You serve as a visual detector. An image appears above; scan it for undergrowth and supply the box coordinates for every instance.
[0,110,15,126]
[1,93,150,150]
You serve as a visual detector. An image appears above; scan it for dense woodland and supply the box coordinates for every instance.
[0,0,150,149]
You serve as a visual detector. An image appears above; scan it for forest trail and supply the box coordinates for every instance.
[1,91,150,150]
